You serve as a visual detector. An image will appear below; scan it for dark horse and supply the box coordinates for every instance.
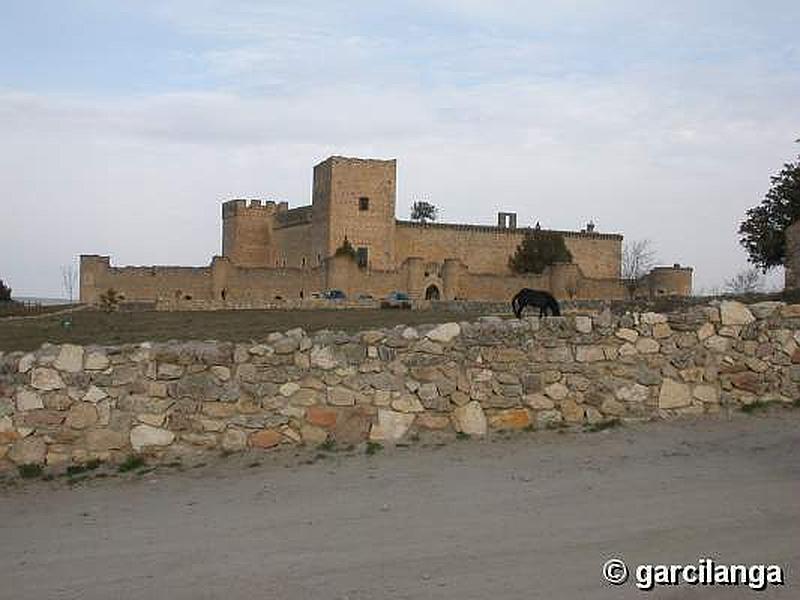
[512,288,561,318]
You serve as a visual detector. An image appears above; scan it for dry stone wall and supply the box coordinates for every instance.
[1,300,799,471]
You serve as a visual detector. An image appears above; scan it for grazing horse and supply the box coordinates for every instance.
[512,288,561,319]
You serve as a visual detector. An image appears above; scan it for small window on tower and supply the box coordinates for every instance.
[359,197,370,211]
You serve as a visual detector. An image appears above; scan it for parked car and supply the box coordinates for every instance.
[381,291,412,309]
[356,293,374,301]
[321,289,347,301]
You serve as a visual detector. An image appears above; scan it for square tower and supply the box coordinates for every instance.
[311,156,397,270]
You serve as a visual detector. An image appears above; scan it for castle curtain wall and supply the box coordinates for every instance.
[394,222,622,279]
[224,264,323,302]
[80,156,690,307]
[271,222,314,269]
[79,256,214,305]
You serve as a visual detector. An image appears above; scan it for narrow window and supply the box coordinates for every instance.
[356,247,369,268]
[359,197,370,211]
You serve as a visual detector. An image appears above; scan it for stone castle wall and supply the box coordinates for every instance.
[79,256,215,306]
[395,222,622,279]
[80,156,693,305]
[272,222,313,268]
[2,300,798,471]
[78,253,654,308]
[79,256,325,308]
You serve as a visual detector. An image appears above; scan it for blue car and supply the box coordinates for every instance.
[381,291,412,309]
[322,289,347,301]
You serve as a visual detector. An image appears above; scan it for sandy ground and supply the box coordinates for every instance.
[1,412,798,600]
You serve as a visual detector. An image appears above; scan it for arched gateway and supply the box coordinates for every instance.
[425,284,440,300]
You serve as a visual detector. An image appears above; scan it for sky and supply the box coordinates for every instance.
[1,0,799,297]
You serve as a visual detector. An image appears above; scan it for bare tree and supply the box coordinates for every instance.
[61,265,77,302]
[724,268,764,295]
[622,239,656,299]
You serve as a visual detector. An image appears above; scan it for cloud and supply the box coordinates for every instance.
[1,0,798,296]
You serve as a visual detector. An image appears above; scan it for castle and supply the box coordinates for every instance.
[80,156,692,308]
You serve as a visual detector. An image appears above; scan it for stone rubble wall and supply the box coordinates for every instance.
[1,300,799,470]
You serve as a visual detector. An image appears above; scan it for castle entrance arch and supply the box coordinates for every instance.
[425,284,440,301]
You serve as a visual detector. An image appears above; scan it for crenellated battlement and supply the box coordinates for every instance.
[222,199,284,219]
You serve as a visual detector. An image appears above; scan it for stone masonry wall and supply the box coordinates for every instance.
[395,222,623,280]
[2,300,798,470]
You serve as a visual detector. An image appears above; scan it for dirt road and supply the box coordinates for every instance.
[2,413,798,599]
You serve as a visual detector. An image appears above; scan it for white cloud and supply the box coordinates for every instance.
[1,0,798,296]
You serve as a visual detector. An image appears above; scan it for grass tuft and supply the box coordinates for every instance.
[118,455,146,473]
[317,438,336,452]
[365,441,383,455]
[584,418,622,433]
[18,464,43,479]
[741,400,773,414]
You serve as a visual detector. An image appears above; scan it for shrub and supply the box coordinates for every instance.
[118,455,146,473]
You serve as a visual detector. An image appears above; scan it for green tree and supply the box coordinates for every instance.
[508,231,573,274]
[0,279,11,302]
[410,201,438,223]
[739,148,800,270]
[99,288,122,312]
[334,236,356,259]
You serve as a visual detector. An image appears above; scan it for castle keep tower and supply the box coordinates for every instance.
[311,156,397,270]
[221,199,285,267]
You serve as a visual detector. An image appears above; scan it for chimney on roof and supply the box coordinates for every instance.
[497,212,517,229]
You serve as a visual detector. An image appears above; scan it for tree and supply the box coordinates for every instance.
[739,148,800,271]
[724,268,764,295]
[0,279,11,302]
[410,201,438,223]
[508,230,573,274]
[98,288,122,312]
[61,265,77,302]
[622,239,656,299]
[334,236,356,259]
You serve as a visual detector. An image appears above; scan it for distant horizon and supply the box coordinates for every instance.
[11,296,72,305]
